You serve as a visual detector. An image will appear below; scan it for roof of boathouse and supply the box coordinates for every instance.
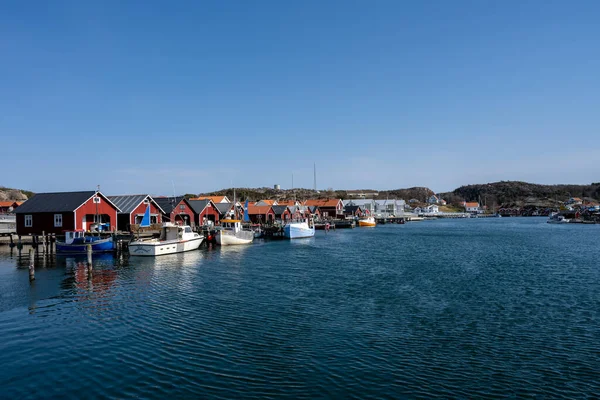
[344,205,362,213]
[154,196,187,214]
[271,205,290,215]
[255,199,277,206]
[190,196,229,203]
[304,199,341,207]
[187,199,214,214]
[214,202,234,214]
[15,191,121,213]
[247,205,274,215]
[108,194,165,214]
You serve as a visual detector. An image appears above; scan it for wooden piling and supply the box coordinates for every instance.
[42,231,47,254]
[86,244,93,277]
[29,248,35,281]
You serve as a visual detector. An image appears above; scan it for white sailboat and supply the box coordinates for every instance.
[129,206,203,256]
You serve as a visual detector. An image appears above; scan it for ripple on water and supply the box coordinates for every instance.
[0,219,599,398]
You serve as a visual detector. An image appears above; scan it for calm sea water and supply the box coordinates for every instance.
[1,218,599,399]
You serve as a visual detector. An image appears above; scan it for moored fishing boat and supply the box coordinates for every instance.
[128,206,203,256]
[283,218,315,239]
[216,219,254,245]
[129,223,203,256]
[56,230,114,253]
[358,216,376,227]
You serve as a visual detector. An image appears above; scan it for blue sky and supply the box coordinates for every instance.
[1,1,599,195]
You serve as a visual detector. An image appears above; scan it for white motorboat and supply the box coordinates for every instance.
[216,219,254,246]
[0,214,16,235]
[129,223,203,256]
[547,214,570,224]
[283,218,315,239]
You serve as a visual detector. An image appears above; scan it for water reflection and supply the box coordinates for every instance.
[58,254,119,306]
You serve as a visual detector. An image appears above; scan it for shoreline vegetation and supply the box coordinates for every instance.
[2,181,599,211]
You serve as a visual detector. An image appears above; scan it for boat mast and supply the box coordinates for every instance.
[233,187,237,219]
[95,184,100,230]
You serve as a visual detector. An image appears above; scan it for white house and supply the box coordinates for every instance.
[344,199,406,218]
[426,205,439,213]
[415,205,439,214]
[427,195,439,204]
[465,202,481,213]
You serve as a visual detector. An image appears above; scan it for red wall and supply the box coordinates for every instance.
[277,209,292,221]
[198,204,220,225]
[249,210,275,224]
[169,199,196,227]
[74,194,119,231]
[130,201,163,225]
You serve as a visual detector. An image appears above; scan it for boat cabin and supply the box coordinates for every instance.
[159,223,193,241]
[221,219,242,232]
[64,230,86,244]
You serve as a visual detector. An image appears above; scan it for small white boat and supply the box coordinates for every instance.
[283,218,315,239]
[547,214,570,224]
[129,223,203,256]
[0,214,16,235]
[358,216,376,227]
[216,219,254,246]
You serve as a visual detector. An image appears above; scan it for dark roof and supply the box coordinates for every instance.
[214,202,233,214]
[108,195,166,215]
[271,205,289,215]
[15,191,115,213]
[307,206,319,213]
[108,194,147,214]
[187,199,211,214]
[344,205,362,213]
[154,196,185,214]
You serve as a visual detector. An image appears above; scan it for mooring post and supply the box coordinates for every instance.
[29,248,35,281]
[9,234,14,248]
[86,244,93,277]
[42,231,47,254]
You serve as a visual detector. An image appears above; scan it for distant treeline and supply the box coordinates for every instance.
[440,181,600,207]
[201,182,600,208]
[7,181,600,209]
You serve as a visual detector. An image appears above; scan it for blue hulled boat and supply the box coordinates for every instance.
[283,218,316,239]
[56,230,114,253]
